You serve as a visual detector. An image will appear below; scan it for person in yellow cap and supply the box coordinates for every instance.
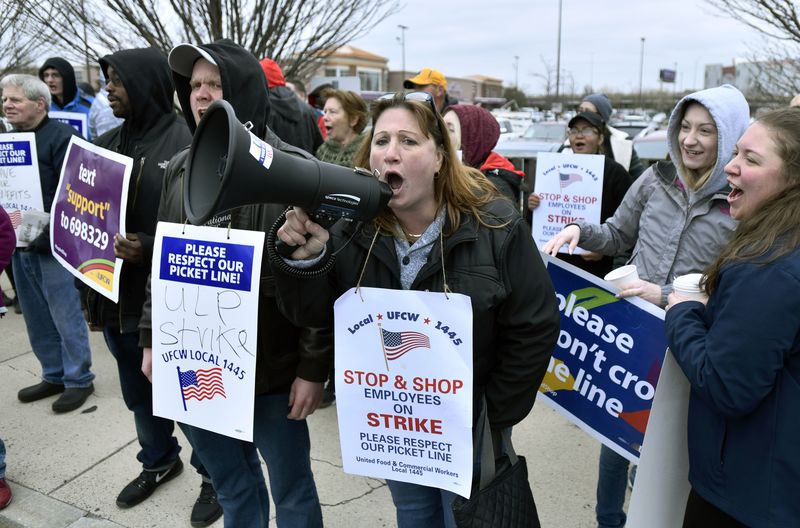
[403,67,458,112]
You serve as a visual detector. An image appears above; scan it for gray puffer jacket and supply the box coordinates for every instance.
[575,84,750,306]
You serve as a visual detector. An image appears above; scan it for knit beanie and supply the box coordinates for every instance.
[582,93,613,122]
[259,58,286,88]
[445,104,500,168]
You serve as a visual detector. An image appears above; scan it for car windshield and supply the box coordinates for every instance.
[522,123,567,141]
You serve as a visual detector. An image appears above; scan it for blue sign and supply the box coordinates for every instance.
[0,142,33,166]
[159,236,254,292]
[539,257,667,462]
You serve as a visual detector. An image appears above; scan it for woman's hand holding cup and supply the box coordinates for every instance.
[277,207,330,260]
[542,224,581,256]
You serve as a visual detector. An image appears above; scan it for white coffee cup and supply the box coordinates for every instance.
[673,273,707,301]
[604,265,639,288]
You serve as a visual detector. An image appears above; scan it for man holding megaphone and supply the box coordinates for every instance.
[138,40,327,528]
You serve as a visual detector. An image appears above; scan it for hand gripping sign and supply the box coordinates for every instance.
[335,287,474,498]
[538,254,668,464]
[151,221,263,441]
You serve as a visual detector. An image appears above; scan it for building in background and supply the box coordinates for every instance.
[306,44,506,105]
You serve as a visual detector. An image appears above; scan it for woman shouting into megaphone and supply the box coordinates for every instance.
[271,91,560,528]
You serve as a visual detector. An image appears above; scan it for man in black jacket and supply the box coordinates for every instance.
[86,47,221,526]
[139,39,328,527]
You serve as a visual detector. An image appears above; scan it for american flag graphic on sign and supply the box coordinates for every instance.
[560,172,583,189]
[179,367,226,403]
[381,328,431,360]
[7,210,22,229]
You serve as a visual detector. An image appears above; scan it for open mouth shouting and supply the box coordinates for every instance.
[383,170,404,193]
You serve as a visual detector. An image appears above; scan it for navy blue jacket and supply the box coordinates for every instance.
[665,247,800,527]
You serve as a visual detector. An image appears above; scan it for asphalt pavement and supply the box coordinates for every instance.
[0,274,614,528]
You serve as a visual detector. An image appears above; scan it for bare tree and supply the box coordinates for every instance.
[0,0,45,77]
[706,0,800,97]
[20,0,400,81]
[531,55,557,97]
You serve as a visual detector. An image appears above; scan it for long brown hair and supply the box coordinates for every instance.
[352,93,501,234]
[704,107,800,294]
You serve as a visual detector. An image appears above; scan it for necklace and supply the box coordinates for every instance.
[400,226,424,242]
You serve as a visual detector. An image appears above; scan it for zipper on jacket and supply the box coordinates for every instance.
[131,156,146,208]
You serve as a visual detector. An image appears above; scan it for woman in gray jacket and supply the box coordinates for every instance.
[544,84,750,528]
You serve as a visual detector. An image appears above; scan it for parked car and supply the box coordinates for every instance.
[633,128,669,166]
[610,118,651,140]
[495,117,518,141]
[494,121,567,159]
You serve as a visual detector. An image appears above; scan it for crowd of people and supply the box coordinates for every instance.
[1,41,799,528]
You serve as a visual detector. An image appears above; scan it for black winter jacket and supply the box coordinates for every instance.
[272,199,561,429]
[83,48,192,331]
[138,39,331,395]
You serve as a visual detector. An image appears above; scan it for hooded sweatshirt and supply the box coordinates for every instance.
[139,39,330,394]
[38,57,93,137]
[259,58,323,155]
[667,84,751,204]
[576,84,750,306]
[87,48,191,331]
[446,104,524,202]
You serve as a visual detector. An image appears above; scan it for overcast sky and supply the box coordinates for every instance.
[351,0,767,94]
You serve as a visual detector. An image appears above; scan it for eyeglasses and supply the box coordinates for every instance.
[568,127,599,137]
[378,91,444,136]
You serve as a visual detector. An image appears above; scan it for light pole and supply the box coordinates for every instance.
[638,37,645,109]
[397,25,408,76]
[513,55,519,89]
[556,0,563,100]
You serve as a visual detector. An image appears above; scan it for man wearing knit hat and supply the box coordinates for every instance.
[403,67,458,112]
[576,93,645,179]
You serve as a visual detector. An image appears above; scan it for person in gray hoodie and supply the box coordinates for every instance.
[543,84,750,528]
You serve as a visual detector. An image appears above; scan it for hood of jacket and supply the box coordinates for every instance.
[269,86,303,126]
[667,84,749,201]
[173,39,271,137]
[38,57,78,107]
[480,151,524,177]
[99,48,174,138]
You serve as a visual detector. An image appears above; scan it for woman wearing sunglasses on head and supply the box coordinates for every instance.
[270,91,560,527]
[665,107,800,528]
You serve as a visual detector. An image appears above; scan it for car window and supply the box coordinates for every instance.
[523,123,567,141]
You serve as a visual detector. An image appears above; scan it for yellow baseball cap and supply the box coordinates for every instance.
[403,68,447,90]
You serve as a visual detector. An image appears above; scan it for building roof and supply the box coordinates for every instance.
[328,45,388,63]
[466,74,503,83]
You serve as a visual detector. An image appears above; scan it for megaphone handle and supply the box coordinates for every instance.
[274,212,335,258]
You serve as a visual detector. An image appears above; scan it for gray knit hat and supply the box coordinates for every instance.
[582,93,613,122]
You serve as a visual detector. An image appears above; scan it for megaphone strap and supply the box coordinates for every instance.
[440,230,451,299]
[355,229,381,299]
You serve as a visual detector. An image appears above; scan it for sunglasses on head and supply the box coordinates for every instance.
[377,91,443,136]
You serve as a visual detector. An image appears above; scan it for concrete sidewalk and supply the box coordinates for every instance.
[0,288,609,528]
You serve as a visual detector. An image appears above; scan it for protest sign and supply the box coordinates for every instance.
[0,133,44,246]
[626,351,691,526]
[538,255,667,463]
[151,222,263,441]
[49,111,88,139]
[50,136,131,302]
[335,287,474,497]
[532,152,604,254]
